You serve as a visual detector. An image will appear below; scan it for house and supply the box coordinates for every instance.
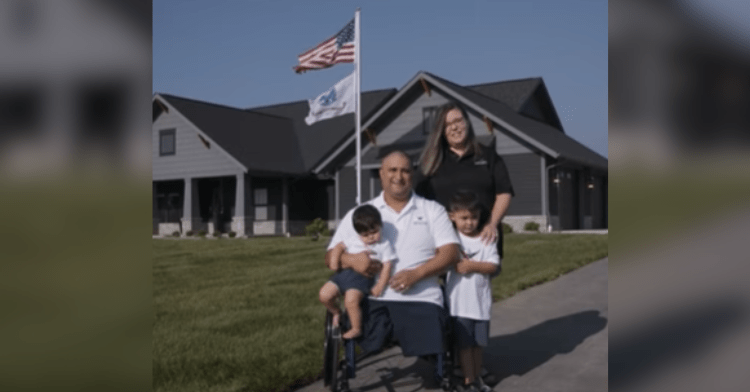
[152,71,607,236]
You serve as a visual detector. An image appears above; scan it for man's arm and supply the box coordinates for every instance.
[325,246,382,277]
[389,243,460,292]
[325,210,380,276]
[324,242,346,271]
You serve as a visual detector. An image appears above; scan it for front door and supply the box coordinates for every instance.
[198,177,236,234]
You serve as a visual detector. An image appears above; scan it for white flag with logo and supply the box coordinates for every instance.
[305,72,355,126]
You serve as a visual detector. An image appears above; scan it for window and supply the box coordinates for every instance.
[254,188,268,221]
[159,129,175,156]
[422,106,440,135]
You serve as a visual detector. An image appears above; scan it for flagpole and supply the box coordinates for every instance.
[354,8,362,206]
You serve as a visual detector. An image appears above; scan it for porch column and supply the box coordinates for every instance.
[181,178,192,234]
[282,177,289,235]
[152,182,158,235]
[232,173,250,236]
[540,156,549,232]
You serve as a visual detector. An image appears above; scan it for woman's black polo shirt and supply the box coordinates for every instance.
[415,145,514,256]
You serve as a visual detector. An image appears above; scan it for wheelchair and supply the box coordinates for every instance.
[322,305,462,392]
[322,310,354,392]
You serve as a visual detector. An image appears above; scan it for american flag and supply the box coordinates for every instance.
[294,19,355,73]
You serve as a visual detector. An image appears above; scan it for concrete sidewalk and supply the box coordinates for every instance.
[296,258,608,392]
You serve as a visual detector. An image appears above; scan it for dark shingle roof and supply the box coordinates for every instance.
[157,72,606,175]
[468,77,565,132]
[425,72,608,170]
[250,89,397,171]
[466,78,542,112]
[158,94,306,175]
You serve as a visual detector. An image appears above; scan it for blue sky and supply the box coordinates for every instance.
[153,0,608,157]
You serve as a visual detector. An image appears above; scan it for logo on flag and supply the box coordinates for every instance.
[319,89,337,106]
[294,19,355,73]
[305,72,355,126]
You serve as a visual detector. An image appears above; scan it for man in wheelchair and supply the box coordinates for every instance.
[325,151,461,389]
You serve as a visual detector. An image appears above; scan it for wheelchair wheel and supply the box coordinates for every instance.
[323,311,341,390]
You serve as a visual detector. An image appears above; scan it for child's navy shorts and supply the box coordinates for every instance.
[330,269,373,294]
[452,317,489,348]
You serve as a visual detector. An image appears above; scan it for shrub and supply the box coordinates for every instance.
[501,223,513,234]
[229,231,237,238]
[198,230,207,237]
[524,221,540,232]
[185,230,194,237]
[172,231,180,237]
[305,218,331,240]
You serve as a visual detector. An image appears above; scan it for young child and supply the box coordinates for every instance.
[446,191,500,392]
[319,204,396,340]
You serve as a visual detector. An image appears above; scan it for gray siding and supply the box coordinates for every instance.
[338,166,357,219]
[472,114,531,156]
[503,153,542,215]
[326,181,336,221]
[349,90,531,167]
[370,169,382,198]
[336,165,376,218]
[153,110,243,181]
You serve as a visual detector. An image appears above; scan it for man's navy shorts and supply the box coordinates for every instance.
[358,299,446,357]
[452,317,489,348]
[330,269,373,294]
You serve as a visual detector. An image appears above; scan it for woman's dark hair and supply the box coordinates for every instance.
[448,190,482,215]
[419,102,483,176]
[352,205,382,234]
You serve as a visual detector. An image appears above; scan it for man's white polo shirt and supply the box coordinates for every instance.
[328,192,459,307]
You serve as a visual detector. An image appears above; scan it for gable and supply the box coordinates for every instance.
[518,84,565,132]
[153,109,243,181]
[350,89,533,167]
[316,71,607,173]
[156,94,306,175]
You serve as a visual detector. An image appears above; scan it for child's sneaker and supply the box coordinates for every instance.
[474,378,493,392]
[456,383,479,392]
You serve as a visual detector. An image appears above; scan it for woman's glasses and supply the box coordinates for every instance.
[445,117,465,129]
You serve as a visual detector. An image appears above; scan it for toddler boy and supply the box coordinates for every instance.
[319,205,395,339]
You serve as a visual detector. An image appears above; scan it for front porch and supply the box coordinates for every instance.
[153,174,334,237]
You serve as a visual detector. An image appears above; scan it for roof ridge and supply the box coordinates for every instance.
[155,93,247,112]
[464,77,543,88]
[157,93,294,122]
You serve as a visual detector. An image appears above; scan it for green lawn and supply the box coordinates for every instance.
[153,234,608,392]
[609,168,750,258]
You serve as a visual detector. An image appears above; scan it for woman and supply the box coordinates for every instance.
[416,102,514,258]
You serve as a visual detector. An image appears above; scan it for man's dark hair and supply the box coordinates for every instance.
[352,204,382,234]
[448,190,482,215]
